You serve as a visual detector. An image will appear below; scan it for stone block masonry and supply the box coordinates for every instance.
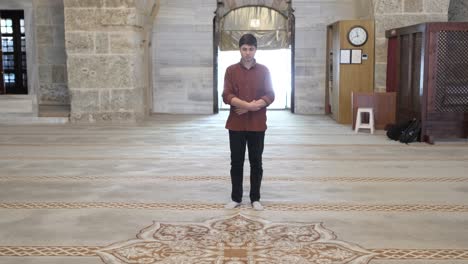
[64,0,158,123]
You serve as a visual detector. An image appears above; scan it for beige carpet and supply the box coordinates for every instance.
[0,111,468,264]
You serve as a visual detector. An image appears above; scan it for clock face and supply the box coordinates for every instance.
[348,26,368,47]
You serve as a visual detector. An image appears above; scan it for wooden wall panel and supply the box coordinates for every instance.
[386,22,468,142]
[352,92,396,130]
[326,20,375,124]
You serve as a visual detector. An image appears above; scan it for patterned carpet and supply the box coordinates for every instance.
[1,212,468,263]
[97,213,375,263]
[1,112,468,264]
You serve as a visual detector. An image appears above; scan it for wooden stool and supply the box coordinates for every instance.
[355,107,375,134]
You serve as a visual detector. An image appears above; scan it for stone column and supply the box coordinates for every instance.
[34,0,69,106]
[293,0,358,114]
[373,0,449,91]
[449,0,468,21]
[151,0,214,114]
[64,0,157,123]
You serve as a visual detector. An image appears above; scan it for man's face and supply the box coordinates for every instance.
[240,44,257,63]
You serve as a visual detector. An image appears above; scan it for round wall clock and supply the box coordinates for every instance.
[347,26,368,47]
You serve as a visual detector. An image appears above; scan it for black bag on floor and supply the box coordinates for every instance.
[387,124,404,141]
[399,119,421,144]
[386,123,406,141]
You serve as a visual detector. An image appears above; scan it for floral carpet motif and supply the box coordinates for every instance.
[97,214,375,264]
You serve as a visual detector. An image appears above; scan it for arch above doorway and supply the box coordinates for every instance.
[215,0,294,48]
[219,6,289,51]
[215,0,291,18]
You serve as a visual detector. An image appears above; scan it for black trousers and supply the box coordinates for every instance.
[229,130,265,203]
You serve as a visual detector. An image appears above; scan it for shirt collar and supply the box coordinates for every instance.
[239,58,257,70]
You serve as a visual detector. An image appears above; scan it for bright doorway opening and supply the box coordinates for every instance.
[217,48,291,109]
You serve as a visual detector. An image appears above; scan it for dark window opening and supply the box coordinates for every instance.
[0,10,27,94]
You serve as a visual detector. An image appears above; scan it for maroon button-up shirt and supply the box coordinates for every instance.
[222,60,275,131]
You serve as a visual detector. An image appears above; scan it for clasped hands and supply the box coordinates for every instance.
[235,100,265,115]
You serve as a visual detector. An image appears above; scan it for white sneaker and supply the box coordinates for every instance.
[251,201,264,211]
[224,201,241,209]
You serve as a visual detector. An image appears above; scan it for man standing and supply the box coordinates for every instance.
[222,33,275,211]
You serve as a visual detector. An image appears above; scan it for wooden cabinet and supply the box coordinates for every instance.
[352,92,396,130]
[326,20,375,124]
[386,22,468,142]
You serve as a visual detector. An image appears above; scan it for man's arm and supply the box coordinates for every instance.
[235,69,273,114]
[223,69,262,113]
[222,68,237,105]
[230,97,263,112]
[259,68,275,106]
[223,67,270,114]
[233,99,266,115]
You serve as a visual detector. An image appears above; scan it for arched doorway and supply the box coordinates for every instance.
[213,2,295,113]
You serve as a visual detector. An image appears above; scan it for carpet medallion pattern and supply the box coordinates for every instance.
[97,214,375,264]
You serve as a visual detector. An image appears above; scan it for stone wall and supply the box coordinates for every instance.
[151,0,361,114]
[151,0,214,114]
[34,0,69,105]
[449,0,468,21]
[293,0,358,114]
[14,0,455,121]
[64,0,157,123]
[373,0,449,91]
[355,0,374,19]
